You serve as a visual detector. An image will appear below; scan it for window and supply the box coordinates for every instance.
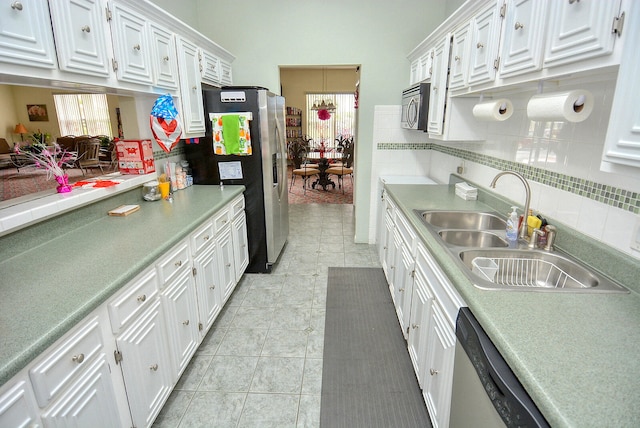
[53,93,112,137]
[306,93,355,149]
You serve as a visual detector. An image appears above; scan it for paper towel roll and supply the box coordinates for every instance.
[472,99,514,121]
[526,90,594,123]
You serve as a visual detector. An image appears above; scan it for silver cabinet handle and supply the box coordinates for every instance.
[163,55,169,62]
[430,368,439,376]
[569,0,579,3]
[226,263,231,268]
[514,22,524,30]
[477,42,484,49]
[454,55,460,62]
[150,364,158,371]
[192,86,197,91]
[11,2,22,11]
[174,260,182,267]
[137,294,146,302]
[399,288,405,292]
[133,44,141,51]
[209,285,215,290]
[81,25,91,33]
[183,320,190,326]
[72,353,85,364]
[412,324,419,329]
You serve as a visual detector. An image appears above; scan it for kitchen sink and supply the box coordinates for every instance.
[420,210,506,230]
[438,230,508,248]
[457,248,628,293]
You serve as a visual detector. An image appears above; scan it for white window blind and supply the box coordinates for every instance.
[53,94,113,137]
[306,93,355,149]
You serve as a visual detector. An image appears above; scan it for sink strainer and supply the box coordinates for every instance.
[472,257,589,289]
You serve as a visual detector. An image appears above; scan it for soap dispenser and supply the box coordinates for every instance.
[506,206,519,242]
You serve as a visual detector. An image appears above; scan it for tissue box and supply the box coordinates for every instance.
[455,181,478,200]
[116,140,155,174]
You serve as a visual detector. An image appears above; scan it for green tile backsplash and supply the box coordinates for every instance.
[377,142,640,215]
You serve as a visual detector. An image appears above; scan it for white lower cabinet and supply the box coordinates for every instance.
[379,193,465,428]
[232,211,249,283]
[0,380,41,428]
[193,242,223,334]
[115,299,172,428]
[40,354,121,428]
[160,268,200,380]
[0,194,248,428]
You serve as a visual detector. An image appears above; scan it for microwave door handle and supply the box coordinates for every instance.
[407,97,417,127]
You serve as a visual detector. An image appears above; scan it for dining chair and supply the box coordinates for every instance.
[289,149,319,195]
[75,139,104,176]
[325,139,354,193]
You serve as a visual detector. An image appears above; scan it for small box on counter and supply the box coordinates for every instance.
[116,140,155,174]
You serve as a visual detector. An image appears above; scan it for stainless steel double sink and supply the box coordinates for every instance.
[415,210,629,293]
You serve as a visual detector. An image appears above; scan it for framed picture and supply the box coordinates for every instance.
[27,104,48,122]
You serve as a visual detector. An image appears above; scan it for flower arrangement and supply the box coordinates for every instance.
[317,109,331,120]
[14,143,77,181]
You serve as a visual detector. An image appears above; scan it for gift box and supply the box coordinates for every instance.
[116,139,156,174]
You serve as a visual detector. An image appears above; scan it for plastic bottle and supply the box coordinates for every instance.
[506,206,519,242]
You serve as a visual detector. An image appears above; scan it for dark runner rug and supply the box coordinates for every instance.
[321,267,432,428]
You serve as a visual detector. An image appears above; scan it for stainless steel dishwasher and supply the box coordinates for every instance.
[450,308,549,428]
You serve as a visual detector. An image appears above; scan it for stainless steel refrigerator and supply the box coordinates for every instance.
[185,86,289,273]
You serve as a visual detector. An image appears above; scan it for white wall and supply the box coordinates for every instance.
[195,0,447,242]
[369,78,640,260]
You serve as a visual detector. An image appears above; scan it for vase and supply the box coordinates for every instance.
[55,174,72,193]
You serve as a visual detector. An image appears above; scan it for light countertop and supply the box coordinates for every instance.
[384,183,640,427]
[0,184,245,386]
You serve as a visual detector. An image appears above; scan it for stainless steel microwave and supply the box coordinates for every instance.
[401,82,429,131]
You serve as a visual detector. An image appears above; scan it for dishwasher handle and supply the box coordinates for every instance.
[456,308,550,428]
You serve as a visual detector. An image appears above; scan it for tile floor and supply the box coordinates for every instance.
[153,203,381,427]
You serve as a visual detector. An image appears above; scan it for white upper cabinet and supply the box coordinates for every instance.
[544,0,622,69]
[467,2,502,86]
[149,22,179,91]
[449,23,471,91]
[49,0,113,77]
[221,59,233,86]
[499,0,548,78]
[0,0,57,69]
[601,0,640,172]
[427,36,450,135]
[109,2,153,85]
[176,36,206,136]
[201,48,221,86]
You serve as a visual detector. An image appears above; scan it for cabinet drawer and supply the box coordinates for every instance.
[157,240,191,285]
[190,219,214,255]
[231,195,245,217]
[108,268,159,334]
[213,207,231,233]
[29,316,104,408]
[395,209,416,251]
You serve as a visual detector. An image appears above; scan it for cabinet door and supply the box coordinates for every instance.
[176,36,206,135]
[201,49,221,86]
[427,36,450,135]
[160,270,200,380]
[423,301,456,428]
[467,2,502,86]
[232,212,249,282]
[116,300,172,428]
[544,0,621,68]
[407,265,433,388]
[449,23,471,90]
[217,227,236,303]
[419,51,433,82]
[393,234,414,339]
[601,2,640,172]
[0,0,57,68]
[194,243,222,333]
[149,22,179,91]
[409,58,420,85]
[49,0,113,77]
[0,380,41,428]
[220,60,233,86]
[109,2,153,85]
[41,354,121,428]
[499,0,548,78]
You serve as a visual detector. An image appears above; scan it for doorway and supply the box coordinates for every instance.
[279,65,360,205]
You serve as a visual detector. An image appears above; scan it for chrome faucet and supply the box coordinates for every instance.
[490,171,531,241]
